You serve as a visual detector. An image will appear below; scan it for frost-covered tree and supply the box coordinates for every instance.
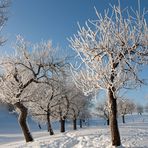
[54,95,70,133]
[27,72,66,135]
[95,100,110,125]
[0,57,34,142]
[27,83,57,135]
[68,89,90,130]
[0,36,63,142]
[67,93,81,130]
[0,0,9,45]
[117,99,135,123]
[69,3,148,146]
[78,105,91,128]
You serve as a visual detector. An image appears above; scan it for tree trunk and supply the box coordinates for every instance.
[122,115,125,124]
[60,118,65,132]
[38,123,41,129]
[47,112,54,135]
[108,88,121,146]
[79,119,82,128]
[73,117,77,130]
[107,118,109,126]
[15,102,33,142]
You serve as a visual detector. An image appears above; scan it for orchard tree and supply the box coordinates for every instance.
[69,3,148,146]
[68,89,90,130]
[0,0,9,45]
[28,72,66,135]
[0,36,64,142]
[67,91,81,130]
[0,58,34,142]
[117,98,135,123]
[54,95,70,133]
[27,83,57,135]
[78,104,91,128]
[0,0,10,110]
[95,100,110,125]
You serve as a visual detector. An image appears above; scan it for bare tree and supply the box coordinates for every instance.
[68,89,90,130]
[0,62,34,142]
[95,100,110,125]
[54,95,70,133]
[117,99,135,123]
[30,67,72,134]
[27,71,67,135]
[27,83,58,135]
[0,0,9,45]
[69,3,148,146]
[67,92,80,130]
[0,36,63,142]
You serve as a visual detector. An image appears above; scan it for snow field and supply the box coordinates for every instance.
[0,108,148,148]
[1,122,148,148]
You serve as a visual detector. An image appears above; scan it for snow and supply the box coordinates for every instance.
[0,107,148,148]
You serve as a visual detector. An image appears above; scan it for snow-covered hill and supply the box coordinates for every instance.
[0,107,148,148]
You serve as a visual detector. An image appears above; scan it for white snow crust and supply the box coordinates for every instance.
[0,108,148,148]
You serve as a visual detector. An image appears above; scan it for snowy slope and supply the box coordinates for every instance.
[1,123,148,148]
[0,108,148,148]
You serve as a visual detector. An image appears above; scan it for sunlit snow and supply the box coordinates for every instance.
[0,107,148,148]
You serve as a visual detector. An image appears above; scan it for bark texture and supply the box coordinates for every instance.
[79,119,82,128]
[107,119,109,126]
[73,118,77,130]
[60,118,65,132]
[109,88,121,146]
[122,115,125,124]
[47,112,54,135]
[15,102,33,142]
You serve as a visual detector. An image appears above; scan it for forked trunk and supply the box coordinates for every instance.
[60,118,65,132]
[47,112,54,135]
[15,102,33,142]
[73,117,77,130]
[79,119,82,128]
[108,88,121,146]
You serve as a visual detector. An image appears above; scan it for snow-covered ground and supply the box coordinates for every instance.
[0,107,148,148]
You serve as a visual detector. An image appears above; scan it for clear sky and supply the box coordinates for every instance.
[1,0,148,105]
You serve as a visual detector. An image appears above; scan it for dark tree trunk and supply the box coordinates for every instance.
[15,102,33,142]
[108,88,121,146]
[122,115,125,124]
[73,118,77,130]
[107,118,109,126]
[79,119,82,128]
[60,118,65,132]
[48,124,54,135]
[38,123,42,129]
[47,113,54,135]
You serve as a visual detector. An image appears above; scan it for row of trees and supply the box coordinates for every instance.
[0,37,91,142]
[0,0,91,144]
[0,0,147,146]
[137,103,148,115]
[95,99,147,125]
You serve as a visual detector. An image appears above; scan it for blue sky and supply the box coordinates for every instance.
[1,0,148,105]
